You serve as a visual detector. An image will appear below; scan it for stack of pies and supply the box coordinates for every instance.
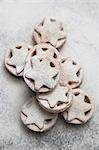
[5,17,95,132]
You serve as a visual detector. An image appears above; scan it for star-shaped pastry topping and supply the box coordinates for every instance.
[60,58,83,88]
[38,84,70,108]
[34,18,66,47]
[62,58,81,82]
[22,99,56,129]
[67,92,92,122]
[25,57,60,91]
[32,44,60,60]
[7,46,29,74]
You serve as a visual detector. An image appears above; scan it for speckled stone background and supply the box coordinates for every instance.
[0,1,99,150]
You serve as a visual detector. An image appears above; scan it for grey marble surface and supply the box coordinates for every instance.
[0,1,99,150]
